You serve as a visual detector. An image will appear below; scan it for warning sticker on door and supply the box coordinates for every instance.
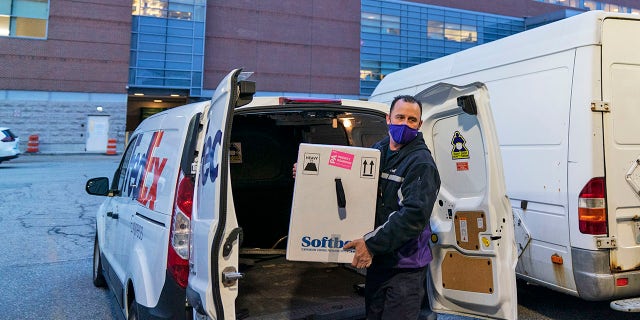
[456,162,469,171]
[360,157,377,179]
[302,153,320,175]
[230,142,242,164]
[451,131,470,160]
[328,150,354,170]
[459,218,468,242]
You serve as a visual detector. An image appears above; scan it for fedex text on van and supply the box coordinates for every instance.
[124,131,168,211]
[201,129,222,186]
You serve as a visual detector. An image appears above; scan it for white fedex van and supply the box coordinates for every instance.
[86,102,206,319]
[187,70,518,319]
[369,10,640,309]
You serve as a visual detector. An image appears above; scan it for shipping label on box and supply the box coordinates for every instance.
[287,143,380,263]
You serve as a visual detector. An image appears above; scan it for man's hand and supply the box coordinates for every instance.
[344,238,373,269]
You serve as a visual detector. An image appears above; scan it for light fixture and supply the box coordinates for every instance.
[170,94,180,97]
[134,93,144,96]
[154,99,163,103]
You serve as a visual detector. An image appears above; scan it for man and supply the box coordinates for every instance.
[344,95,440,320]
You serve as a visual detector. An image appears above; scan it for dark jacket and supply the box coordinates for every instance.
[364,132,441,269]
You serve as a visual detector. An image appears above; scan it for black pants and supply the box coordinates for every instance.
[364,266,428,320]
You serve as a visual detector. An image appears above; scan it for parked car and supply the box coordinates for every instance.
[0,127,20,163]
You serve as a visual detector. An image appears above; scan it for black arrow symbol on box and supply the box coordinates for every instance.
[363,160,374,176]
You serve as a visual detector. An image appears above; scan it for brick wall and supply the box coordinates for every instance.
[203,0,361,96]
[0,0,131,93]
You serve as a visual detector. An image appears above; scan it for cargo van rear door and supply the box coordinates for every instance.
[601,17,640,272]
[417,83,518,319]
[189,69,255,319]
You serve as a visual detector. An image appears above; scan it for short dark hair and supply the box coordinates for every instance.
[390,95,422,115]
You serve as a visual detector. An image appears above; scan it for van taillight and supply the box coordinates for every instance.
[578,177,607,235]
[167,172,194,288]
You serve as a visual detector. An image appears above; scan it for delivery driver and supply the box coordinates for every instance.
[344,95,441,320]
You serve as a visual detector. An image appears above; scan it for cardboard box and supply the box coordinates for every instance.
[286,143,380,263]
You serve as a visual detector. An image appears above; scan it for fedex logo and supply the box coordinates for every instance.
[123,131,168,211]
[200,129,223,186]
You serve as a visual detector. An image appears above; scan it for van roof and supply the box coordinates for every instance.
[371,10,639,100]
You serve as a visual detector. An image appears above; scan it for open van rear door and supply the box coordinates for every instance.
[601,17,640,275]
[188,69,255,319]
[418,83,518,319]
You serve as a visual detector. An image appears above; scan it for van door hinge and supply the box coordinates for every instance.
[595,236,617,249]
[591,101,611,112]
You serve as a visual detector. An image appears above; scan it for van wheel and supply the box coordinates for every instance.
[92,234,106,287]
[128,299,139,320]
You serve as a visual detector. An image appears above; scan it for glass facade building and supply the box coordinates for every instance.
[360,0,525,97]
[534,0,640,14]
[129,0,207,96]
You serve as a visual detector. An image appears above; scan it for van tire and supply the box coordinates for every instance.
[92,234,107,287]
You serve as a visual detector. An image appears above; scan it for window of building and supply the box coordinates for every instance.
[427,20,444,39]
[0,0,49,38]
[132,0,205,22]
[602,3,622,12]
[429,20,477,42]
[362,12,400,35]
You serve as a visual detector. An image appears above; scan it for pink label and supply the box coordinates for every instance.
[328,150,354,170]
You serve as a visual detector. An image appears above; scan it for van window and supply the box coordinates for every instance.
[112,134,139,194]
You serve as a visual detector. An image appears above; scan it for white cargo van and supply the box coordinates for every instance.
[187,70,517,319]
[86,102,207,319]
[370,10,640,308]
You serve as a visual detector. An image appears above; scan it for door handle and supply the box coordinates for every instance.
[106,211,119,219]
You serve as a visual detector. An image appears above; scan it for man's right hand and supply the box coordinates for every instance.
[344,238,372,269]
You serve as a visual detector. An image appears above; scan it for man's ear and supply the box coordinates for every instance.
[418,120,423,128]
[386,113,391,125]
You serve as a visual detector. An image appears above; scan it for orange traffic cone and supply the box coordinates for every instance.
[106,138,117,155]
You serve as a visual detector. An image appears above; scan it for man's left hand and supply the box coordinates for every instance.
[343,238,373,269]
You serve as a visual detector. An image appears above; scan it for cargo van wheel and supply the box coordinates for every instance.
[92,234,106,287]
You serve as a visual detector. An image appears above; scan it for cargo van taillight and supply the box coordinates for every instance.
[578,177,607,235]
[168,172,194,288]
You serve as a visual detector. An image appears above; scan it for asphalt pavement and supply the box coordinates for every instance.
[0,153,638,320]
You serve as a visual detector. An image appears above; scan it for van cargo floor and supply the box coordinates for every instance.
[236,256,365,320]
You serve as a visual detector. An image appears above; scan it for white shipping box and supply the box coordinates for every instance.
[287,143,380,263]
